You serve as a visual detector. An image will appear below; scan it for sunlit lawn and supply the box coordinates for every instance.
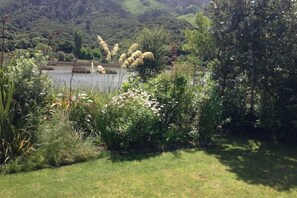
[1,136,297,198]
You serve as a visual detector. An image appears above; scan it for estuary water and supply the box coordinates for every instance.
[45,65,129,91]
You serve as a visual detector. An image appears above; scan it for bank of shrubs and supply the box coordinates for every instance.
[0,51,221,173]
[69,69,221,151]
[0,51,96,173]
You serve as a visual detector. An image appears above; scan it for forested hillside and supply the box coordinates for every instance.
[0,0,210,50]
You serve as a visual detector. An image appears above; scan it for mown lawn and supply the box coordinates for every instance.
[1,137,297,198]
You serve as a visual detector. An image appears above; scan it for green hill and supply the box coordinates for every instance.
[0,0,210,50]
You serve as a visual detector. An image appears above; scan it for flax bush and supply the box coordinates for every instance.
[0,75,32,164]
[0,50,52,165]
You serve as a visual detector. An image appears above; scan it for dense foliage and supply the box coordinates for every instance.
[189,0,297,142]
[111,66,221,150]
[0,0,203,52]
[0,51,51,164]
[135,27,170,81]
[95,90,160,150]
[0,51,96,172]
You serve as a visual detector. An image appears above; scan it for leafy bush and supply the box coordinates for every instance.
[194,73,222,142]
[95,90,159,150]
[35,43,52,55]
[7,51,52,130]
[92,48,102,60]
[66,53,75,61]
[123,68,222,148]
[57,51,66,61]
[68,93,97,136]
[57,41,74,54]
[79,47,94,60]
[144,72,199,147]
[0,51,52,165]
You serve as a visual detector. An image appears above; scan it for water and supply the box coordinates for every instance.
[45,66,129,92]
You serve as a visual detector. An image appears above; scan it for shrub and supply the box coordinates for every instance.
[95,90,159,150]
[125,68,222,147]
[79,47,94,60]
[194,73,222,142]
[92,48,102,60]
[66,53,75,61]
[68,93,97,136]
[135,27,170,81]
[57,41,74,54]
[0,51,52,165]
[57,51,66,61]
[7,51,52,130]
[144,72,199,147]
[35,43,52,55]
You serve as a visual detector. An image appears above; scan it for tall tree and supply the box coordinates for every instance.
[73,30,83,58]
[183,12,215,83]
[206,0,297,141]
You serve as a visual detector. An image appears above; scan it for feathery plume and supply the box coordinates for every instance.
[106,52,112,62]
[119,53,127,62]
[131,50,143,59]
[142,52,155,61]
[128,43,140,55]
[97,35,111,61]
[111,43,119,57]
[132,57,144,68]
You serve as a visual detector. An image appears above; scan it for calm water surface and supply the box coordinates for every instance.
[45,66,129,91]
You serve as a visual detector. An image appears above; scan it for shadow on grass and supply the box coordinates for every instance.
[108,145,196,162]
[204,136,297,191]
[109,151,162,163]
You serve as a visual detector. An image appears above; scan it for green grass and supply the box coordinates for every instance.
[122,0,176,15]
[1,136,297,197]
[178,13,196,25]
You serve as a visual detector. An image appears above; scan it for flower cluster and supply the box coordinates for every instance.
[107,89,160,115]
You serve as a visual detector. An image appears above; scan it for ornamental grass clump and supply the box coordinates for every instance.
[31,114,97,167]
[95,90,160,150]
[96,35,119,62]
[118,53,127,63]
[119,43,155,69]
[127,43,140,55]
